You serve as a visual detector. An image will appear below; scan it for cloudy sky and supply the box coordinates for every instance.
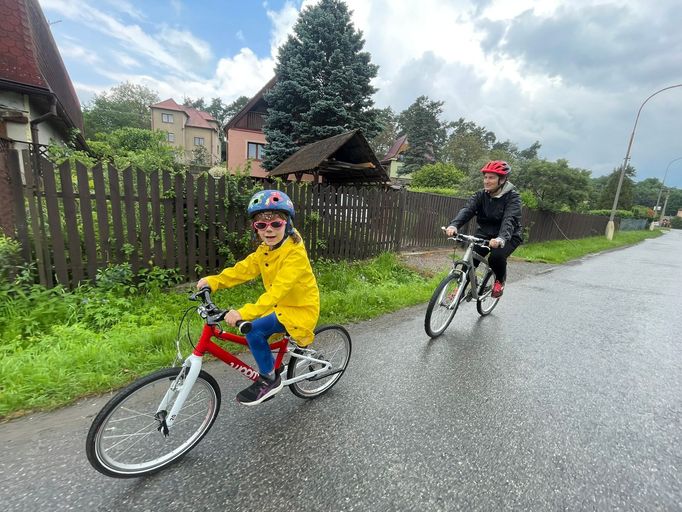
[40,0,682,187]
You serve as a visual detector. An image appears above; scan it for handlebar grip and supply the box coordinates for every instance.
[236,321,252,335]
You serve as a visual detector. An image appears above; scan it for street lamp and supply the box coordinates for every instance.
[653,157,682,222]
[606,83,682,240]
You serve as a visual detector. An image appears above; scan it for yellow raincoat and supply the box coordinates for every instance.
[204,235,320,345]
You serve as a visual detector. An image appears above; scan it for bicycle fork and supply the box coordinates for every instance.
[155,354,203,436]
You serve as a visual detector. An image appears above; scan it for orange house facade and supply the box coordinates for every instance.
[224,77,275,178]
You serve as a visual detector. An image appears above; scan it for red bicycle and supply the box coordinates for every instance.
[86,288,352,478]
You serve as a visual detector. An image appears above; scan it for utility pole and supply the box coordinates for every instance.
[606,84,682,239]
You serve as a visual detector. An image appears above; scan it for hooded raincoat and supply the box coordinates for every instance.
[204,235,320,345]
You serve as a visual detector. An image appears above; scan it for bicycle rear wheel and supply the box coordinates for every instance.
[86,367,221,478]
[287,325,352,399]
[424,265,468,337]
[476,267,500,316]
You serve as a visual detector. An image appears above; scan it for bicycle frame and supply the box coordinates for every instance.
[158,324,332,430]
[449,237,491,303]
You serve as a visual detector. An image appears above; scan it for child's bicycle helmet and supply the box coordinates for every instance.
[247,190,296,235]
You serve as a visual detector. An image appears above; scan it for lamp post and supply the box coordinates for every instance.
[653,157,682,223]
[606,84,682,240]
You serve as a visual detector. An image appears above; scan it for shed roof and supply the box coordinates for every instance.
[269,129,389,185]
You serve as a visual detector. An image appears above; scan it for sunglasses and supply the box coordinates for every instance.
[253,220,286,230]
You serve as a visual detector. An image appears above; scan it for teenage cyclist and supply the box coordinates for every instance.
[444,160,523,298]
[197,190,320,406]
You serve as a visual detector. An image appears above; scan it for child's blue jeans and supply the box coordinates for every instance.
[245,312,286,376]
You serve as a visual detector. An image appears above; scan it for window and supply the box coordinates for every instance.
[194,137,205,146]
[167,132,175,142]
[162,113,173,123]
[247,142,266,160]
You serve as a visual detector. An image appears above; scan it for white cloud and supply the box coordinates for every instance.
[102,0,145,20]
[58,42,100,64]
[171,0,182,17]
[158,26,213,63]
[112,51,141,69]
[40,0,204,79]
[266,1,300,58]
[236,30,245,42]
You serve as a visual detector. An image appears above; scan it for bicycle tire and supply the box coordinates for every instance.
[476,267,500,316]
[287,325,352,399]
[424,264,469,338]
[86,367,221,478]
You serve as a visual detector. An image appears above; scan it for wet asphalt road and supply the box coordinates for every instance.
[1,231,681,511]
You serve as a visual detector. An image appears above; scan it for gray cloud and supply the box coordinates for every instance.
[482,3,682,91]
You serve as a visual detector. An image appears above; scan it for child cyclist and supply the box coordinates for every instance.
[197,190,320,406]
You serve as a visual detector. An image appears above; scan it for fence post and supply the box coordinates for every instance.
[0,141,15,237]
[394,188,406,251]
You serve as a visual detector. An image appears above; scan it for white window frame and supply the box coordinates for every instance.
[162,113,173,123]
[167,132,175,142]
[194,137,205,146]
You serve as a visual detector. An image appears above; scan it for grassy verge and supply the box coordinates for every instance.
[0,253,440,419]
[514,230,663,264]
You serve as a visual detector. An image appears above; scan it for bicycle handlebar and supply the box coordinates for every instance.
[189,287,252,333]
[440,228,489,247]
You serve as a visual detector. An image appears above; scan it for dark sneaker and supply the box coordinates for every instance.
[236,374,283,406]
[491,280,504,298]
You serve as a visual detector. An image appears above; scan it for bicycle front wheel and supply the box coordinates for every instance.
[476,267,500,316]
[288,325,352,399]
[86,367,221,478]
[424,267,468,338]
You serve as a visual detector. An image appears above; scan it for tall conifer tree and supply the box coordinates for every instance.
[262,0,380,170]
[397,96,447,174]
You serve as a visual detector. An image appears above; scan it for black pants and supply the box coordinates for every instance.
[473,236,522,283]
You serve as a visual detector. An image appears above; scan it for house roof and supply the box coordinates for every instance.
[224,76,276,131]
[381,134,408,163]
[269,129,390,185]
[0,0,84,136]
[150,98,219,130]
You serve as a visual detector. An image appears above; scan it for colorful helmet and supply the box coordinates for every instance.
[480,160,511,176]
[247,189,295,219]
[247,189,296,236]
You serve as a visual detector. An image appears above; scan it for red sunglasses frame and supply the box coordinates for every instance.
[252,219,286,230]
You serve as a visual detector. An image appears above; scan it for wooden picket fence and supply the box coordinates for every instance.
[5,149,611,289]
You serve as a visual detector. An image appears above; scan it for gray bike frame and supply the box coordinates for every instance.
[447,235,491,303]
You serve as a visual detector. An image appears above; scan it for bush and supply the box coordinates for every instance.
[670,216,682,229]
[587,209,633,218]
[410,162,465,189]
[0,235,22,282]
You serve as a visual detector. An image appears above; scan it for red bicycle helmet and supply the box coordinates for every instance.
[480,160,511,176]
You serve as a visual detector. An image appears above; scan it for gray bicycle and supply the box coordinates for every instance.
[424,233,500,338]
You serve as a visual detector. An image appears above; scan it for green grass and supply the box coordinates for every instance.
[514,230,663,264]
[0,253,440,419]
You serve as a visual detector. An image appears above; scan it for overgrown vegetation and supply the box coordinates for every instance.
[0,253,438,419]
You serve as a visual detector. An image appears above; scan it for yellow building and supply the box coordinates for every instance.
[150,99,220,165]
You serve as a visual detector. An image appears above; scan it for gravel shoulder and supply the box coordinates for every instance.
[398,247,558,284]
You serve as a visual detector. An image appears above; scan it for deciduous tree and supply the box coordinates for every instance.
[83,82,159,138]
